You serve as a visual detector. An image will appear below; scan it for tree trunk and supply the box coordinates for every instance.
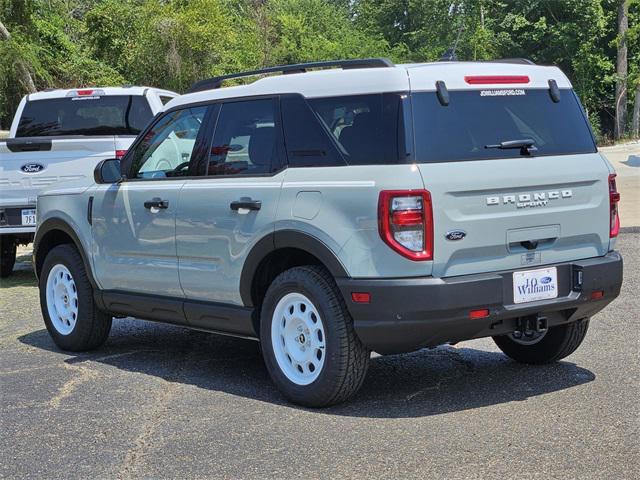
[0,20,37,94]
[633,83,640,138]
[614,0,629,140]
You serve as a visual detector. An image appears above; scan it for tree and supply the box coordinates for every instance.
[633,83,640,136]
[614,0,629,139]
[0,19,35,93]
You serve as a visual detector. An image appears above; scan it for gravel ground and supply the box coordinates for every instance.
[0,235,638,479]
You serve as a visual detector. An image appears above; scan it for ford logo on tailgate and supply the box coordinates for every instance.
[445,230,466,241]
[21,163,45,173]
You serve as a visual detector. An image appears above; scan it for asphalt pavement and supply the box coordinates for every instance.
[1,234,638,479]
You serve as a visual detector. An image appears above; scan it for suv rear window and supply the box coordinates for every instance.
[412,89,596,162]
[16,95,153,137]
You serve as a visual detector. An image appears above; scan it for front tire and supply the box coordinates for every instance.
[0,236,17,278]
[493,318,590,364]
[39,244,112,351]
[260,266,370,407]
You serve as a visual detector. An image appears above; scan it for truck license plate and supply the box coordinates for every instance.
[513,267,558,304]
[21,209,37,226]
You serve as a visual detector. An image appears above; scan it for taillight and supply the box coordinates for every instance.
[609,173,620,238]
[115,149,127,160]
[378,190,433,261]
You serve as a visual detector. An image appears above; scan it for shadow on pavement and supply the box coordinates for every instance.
[0,268,36,288]
[622,154,640,167]
[19,318,595,418]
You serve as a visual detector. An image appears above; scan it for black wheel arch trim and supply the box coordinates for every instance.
[33,218,97,289]
[239,230,349,307]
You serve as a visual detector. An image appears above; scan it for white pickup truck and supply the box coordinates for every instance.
[0,86,177,277]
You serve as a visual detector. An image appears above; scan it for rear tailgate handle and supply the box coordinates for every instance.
[230,199,261,211]
[144,198,169,209]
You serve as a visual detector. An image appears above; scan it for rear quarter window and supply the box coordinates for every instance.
[412,89,596,162]
[308,93,410,165]
[16,95,153,137]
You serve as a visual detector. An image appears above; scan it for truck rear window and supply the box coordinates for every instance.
[16,95,153,137]
[412,89,596,162]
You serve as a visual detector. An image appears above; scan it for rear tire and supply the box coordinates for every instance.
[39,244,112,351]
[0,236,17,278]
[260,266,370,407]
[493,318,590,364]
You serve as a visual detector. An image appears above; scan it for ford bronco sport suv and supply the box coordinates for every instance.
[34,58,623,407]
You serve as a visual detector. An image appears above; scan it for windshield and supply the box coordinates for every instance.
[16,95,153,137]
[412,89,596,162]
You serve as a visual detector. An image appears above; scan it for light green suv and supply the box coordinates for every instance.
[34,58,623,407]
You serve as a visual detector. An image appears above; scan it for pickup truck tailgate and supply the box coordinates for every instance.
[0,136,122,206]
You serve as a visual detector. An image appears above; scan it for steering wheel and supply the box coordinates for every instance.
[172,161,190,172]
[164,161,191,177]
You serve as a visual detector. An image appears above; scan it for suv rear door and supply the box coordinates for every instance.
[176,97,285,316]
[408,68,612,278]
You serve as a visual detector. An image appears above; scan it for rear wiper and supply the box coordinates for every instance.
[484,138,537,156]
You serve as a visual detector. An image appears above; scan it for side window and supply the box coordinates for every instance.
[206,99,280,176]
[128,106,206,179]
[281,95,345,167]
[308,93,406,165]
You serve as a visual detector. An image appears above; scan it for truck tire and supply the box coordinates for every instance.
[493,318,590,364]
[0,236,17,278]
[39,244,112,351]
[260,265,370,407]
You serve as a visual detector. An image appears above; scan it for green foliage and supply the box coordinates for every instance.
[0,0,637,139]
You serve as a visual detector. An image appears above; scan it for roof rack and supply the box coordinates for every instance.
[187,58,395,93]
[489,58,536,65]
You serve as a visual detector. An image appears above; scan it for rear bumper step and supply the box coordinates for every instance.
[336,251,623,354]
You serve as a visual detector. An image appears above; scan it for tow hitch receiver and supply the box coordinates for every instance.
[512,314,548,339]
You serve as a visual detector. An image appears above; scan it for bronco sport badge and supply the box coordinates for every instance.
[486,190,573,209]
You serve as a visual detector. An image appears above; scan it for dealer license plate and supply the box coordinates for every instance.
[21,209,37,226]
[513,267,558,304]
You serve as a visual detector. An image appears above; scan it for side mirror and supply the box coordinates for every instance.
[94,158,123,184]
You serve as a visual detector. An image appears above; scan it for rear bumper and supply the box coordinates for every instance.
[336,252,623,354]
[0,205,36,236]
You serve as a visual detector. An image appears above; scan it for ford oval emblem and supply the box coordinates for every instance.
[445,230,466,241]
[540,276,553,284]
[21,163,45,173]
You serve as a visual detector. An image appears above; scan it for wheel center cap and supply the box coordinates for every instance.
[298,333,306,344]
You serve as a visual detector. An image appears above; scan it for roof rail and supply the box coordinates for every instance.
[187,58,395,93]
[489,58,536,65]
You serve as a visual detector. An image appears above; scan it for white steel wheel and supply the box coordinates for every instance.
[271,292,326,386]
[45,264,79,335]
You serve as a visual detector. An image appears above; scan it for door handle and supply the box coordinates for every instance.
[230,199,261,211]
[144,198,169,209]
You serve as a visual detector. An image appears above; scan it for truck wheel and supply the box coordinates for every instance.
[493,318,590,364]
[0,236,17,278]
[260,266,370,407]
[39,244,112,351]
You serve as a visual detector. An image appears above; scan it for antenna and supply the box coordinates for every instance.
[440,23,465,61]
